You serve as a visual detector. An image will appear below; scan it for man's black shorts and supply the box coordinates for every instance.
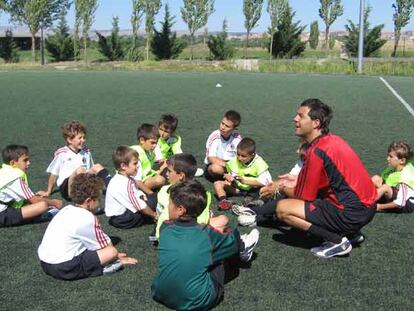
[40,250,102,281]
[109,209,144,229]
[305,199,376,235]
[0,207,23,227]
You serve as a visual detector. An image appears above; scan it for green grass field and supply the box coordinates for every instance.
[0,71,413,310]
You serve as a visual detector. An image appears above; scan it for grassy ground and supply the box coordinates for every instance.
[0,71,413,310]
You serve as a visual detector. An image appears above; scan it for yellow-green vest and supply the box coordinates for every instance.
[0,164,28,208]
[157,134,182,160]
[130,145,157,181]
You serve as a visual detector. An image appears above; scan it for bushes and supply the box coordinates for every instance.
[0,30,19,63]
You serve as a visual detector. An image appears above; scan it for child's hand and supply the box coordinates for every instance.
[260,182,278,197]
[278,174,298,188]
[224,174,235,182]
[36,190,50,197]
[50,199,63,209]
[118,253,138,265]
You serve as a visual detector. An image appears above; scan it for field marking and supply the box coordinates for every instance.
[379,77,414,117]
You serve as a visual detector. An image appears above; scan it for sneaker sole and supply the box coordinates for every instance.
[314,244,352,259]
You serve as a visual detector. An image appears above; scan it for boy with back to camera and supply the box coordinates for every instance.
[204,110,242,182]
[0,145,63,226]
[41,120,112,201]
[372,141,414,212]
[151,180,259,311]
[105,146,157,229]
[38,173,137,280]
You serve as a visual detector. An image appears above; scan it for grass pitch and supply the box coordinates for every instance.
[0,71,413,310]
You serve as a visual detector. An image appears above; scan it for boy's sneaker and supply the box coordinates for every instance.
[238,214,257,227]
[310,237,352,259]
[347,231,365,246]
[240,228,260,262]
[41,207,60,221]
[103,259,122,275]
[232,204,256,216]
[195,168,204,177]
[218,199,234,211]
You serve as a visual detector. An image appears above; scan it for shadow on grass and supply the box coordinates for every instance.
[272,227,322,250]
[109,236,122,246]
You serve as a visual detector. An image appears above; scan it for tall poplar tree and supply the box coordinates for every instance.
[143,0,161,61]
[131,0,145,49]
[79,0,98,63]
[180,0,215,60]
[392,0,414,57]
[319,0,343,50]
[243,0,263,58]
[309,20,319,49]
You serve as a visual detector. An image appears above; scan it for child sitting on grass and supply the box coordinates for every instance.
[105,146,157,229]
[38,173,137,280]
[214,137,272,210]
[372,141,414,212]
[0,145,63,227]
[41,120,112,201]
[154,153,227,240]
[151,180,259,311]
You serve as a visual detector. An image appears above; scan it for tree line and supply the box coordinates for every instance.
[0,0,413,64]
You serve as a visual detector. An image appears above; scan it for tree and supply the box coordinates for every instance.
[0,29,19,63]
[392,0,414,57]
[131,0,145,49]
[328,32,335,49]
[309,20,319,49]
[270,4,306,58]
[342,6,387,57]
[73,0,82,61]
[78,0,98,63]
[45,7,74,61]
[207,19,235,60]
[143,0,161,61]
[243,0,263,58]
[267,0,287,59]
[7,0,69,61]
[181,0,215,60]
[319,0,343,50]
[96,16,124,61]
[151,4,185,60]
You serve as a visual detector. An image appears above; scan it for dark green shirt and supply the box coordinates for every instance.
[151,219,240,311]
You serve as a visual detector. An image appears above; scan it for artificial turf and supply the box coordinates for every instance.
[0,71,413,310]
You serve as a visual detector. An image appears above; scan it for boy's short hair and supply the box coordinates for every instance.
[167,153,197,179]
[112,146,139,170]
[388,141,413,161]
[62,120,87,140]
[159,114,178,133]
[70,173,103,205]
[170,180,207,219]
[224,110,241,128]
[237,137,256,155]
[300,98,332,135]
[137,123,160,141]
[2,145,29,164]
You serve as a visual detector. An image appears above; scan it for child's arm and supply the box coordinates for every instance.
[208,226,240,263]
[38,174,57,197]
[237,176,265,188]
[377,201,398,211]
[135,180,154,195]
[140,206,158,220]
[28,195,63,209]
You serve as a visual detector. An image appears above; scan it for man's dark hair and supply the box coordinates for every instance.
[224,110,241,128]
[300,98,333,135]
[167,153,197,179]
[137,123,160,141]
[70,173,103,205]
[2,145,29,164]
[159,114,178,133]
[169,180,207,219]
[237,137,256,155]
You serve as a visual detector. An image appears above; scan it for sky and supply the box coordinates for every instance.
[1,0,414,33]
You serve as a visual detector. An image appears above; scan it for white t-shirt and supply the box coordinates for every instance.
[204,130,242,164]
[105,173,147,217]
[38,205,110,264]
[46,146,94,186]
[0,178,34,212]
[289,160,304,176]
[394,183,414,208]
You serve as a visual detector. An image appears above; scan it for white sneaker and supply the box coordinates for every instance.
[238,214,257,227]
[310,237,352,258]
[103,259,122,275]
[240,228,260,262]
[232,204,256,216]
[195,168,204,177]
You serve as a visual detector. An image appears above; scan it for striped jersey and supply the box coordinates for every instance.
[0,176,34,212]
[204,130,242,164]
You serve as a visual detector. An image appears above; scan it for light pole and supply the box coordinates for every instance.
[357,0,365,74]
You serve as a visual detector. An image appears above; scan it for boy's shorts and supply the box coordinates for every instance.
[109,209,144,229]
[305,199,376,235]
[0,207,23,227]
[59,178,71,201]
[40,250,102,280]
[400,197,414,214]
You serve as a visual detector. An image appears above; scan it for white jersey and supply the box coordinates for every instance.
[0,178,34,212]
[394,183,414,208]
[38,205,110,264]
[289,160,304,176]
[105,173,147,217]
[46,146,94,186]
[204,130,242,164]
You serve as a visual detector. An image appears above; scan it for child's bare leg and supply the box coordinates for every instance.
[144,175,166,191]
[214,180,228,198]
[21,201,49,220]
[209,215,229,233]
[208,164,225,179]
[371,175,383,188]
[377,184,393,201]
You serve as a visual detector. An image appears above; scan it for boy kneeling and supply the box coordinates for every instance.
[152,180,259,310]
[38,173,137,280]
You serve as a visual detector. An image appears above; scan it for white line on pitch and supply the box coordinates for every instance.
[379,77,414,117]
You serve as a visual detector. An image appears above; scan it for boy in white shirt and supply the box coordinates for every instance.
[40,120,112,201]
[204,110,242,182]
[38,173,137,280]
[105,146,157,229]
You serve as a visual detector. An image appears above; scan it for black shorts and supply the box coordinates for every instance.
[40,250,102,281]
[59,178,71,201]
[305,199,376,236]
[400,197,414,214]
[204,164,224,183]
[0,207,23,227]
[109,209,144,229]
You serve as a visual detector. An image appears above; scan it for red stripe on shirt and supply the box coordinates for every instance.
[94,217,108,248]
[128,180,142,211]
[19,178,34,199]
